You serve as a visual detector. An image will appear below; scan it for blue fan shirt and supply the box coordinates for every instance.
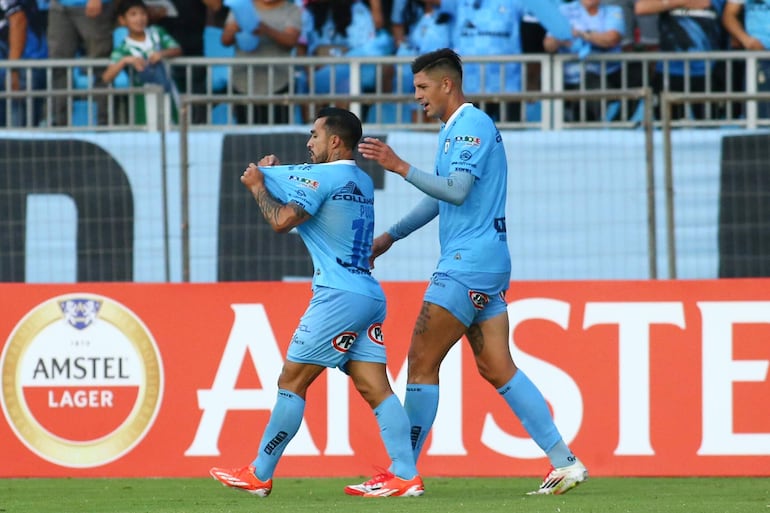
[550,2,625,84]
[657,0,726,76]
[728,0,770,49]
[438,0,525,94]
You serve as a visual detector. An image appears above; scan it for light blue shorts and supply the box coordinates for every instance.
[423,271,510,328]
[287,286,387,370]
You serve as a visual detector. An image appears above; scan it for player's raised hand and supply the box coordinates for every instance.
[240,163,265,192]
[258,154,280,166]
[358,137,411,177]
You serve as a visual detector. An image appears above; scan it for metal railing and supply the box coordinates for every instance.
[659,91,770,279]
[3,51,770,130]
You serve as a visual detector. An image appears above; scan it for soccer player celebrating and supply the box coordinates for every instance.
[352,48,588,496]
[209,107,423,498]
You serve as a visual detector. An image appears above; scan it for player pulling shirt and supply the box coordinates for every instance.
[261,161,383,301]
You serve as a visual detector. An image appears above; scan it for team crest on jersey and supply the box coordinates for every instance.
[332,331,357,353]
[367,323,384,345]
[468,290,489,310]
[455,135,481,146]
[289,175,319,190]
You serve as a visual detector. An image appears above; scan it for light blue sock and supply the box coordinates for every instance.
[499,371,574,467]
[252,389,305,481]
[403,384,439,462]
[374,394,418,479]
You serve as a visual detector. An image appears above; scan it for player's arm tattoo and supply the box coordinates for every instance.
[253,188,309,231]
[254,188,281,225]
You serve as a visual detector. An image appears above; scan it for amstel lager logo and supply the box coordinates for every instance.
[0,294,163,468]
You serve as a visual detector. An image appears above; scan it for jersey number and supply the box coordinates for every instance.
[348,218,375,270]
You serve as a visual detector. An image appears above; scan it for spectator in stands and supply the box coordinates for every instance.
[722,0,770,118]
[635,9,660,52]
[47,0,114,126]
[36,0,48,31]
[435,0,525,122]
[221,0,302,124]
[390,0,450,60]
[521,3,572,92]
[602,0,635,51]
[0,0,47,127]
[600,0,660,122]
[366,0,386,30]
[436,0,571,123]
[389,0,451,111]
[543,0,625,122]
[102,0,182,124]
[152,0,223,124]
[375,0,450,122]
[521,9,546,95]
[635,0,727,120]
[298,0,394,104]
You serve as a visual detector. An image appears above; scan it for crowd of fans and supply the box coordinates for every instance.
[0,0,767,127]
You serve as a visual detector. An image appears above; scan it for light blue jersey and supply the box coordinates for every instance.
[555,2,625,83]
[434,103,511,274]
[261,161,384,301]
[300,0,376,56]
[734,0,770,49]
[439,0,525,93]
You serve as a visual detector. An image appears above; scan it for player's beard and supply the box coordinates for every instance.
[309,146,327,164]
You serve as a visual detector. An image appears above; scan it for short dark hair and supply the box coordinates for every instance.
[116,0,147,17]
[411,48,463,81]
[316,107,363,150]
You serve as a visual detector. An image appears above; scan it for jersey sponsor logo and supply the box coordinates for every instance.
[459,150,473,161]
[331,331,357,353]
[494,217,507,233]
[367,323,384,346]
[332,181,373,204]
[468,290,490,310]
[455,136,481,146]
[444,138,451,153]
[0,294,163,468]
[289,175,319,190]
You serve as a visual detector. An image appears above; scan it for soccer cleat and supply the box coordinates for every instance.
[209,464,272,497]
[527,459,588,496]
[345,469,425,497]
[344,468,394,496]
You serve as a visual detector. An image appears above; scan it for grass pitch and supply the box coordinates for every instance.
[0,476,767,513]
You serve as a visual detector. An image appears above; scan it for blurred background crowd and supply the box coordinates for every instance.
[1,0,765,127]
